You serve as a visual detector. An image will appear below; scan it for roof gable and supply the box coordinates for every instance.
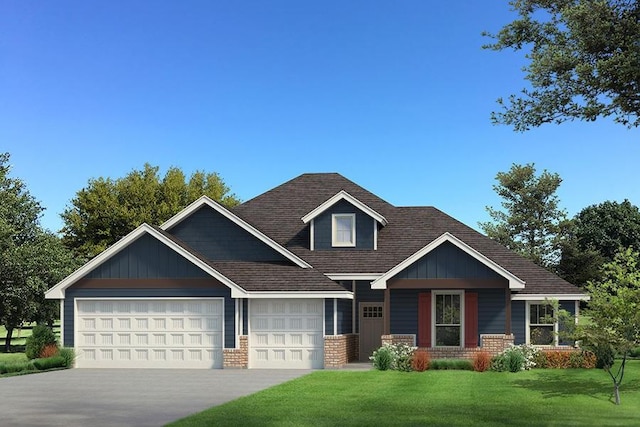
[161,196,311,268]
[372,232,526,290]
[45,224,248,299]
[301,190,388,226]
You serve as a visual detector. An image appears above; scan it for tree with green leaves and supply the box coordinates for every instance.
[484,0,640,130]
[0,153,78,351]
[61,163,241,259]
[577,247,640,405]
[480,163,567,268]
[558,200,640,286]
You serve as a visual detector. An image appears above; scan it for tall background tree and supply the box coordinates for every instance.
[0,153,78,351]
[485,0,640,130]
[558,200,640,286]
[61,163,241,259]
[479,163,567,268]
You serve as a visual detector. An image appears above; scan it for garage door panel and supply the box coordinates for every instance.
[249,299,324,369]
[76,299,223,369]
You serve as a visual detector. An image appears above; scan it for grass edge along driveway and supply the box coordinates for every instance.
[169,361,640,427]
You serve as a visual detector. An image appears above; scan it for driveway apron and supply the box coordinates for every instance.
[0,369,311,427]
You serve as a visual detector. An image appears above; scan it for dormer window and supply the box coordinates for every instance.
[332,214,356,247]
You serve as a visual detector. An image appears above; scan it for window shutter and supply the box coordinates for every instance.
[465,292,478,348]
[418,292,431,347]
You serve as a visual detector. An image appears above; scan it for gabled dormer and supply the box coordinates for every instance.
[301,190,388,251]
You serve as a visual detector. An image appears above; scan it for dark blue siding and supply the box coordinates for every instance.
[478,289,506,336]
[87,234,209,279]
[390,289,419,336]
[338,299,353,334]
[242,299,248,335]
[314,200,375,250]
[355,280,383,333]
[324,299,333,335]
[394,241,504,280]
[169,206,288,262]
[64,288,235,348]
[512,300,526,344]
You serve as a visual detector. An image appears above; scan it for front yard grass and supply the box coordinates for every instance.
[169,361,640,427]
[0,353,27,364]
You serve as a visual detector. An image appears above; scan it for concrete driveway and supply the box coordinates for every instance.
[0,369,311,427]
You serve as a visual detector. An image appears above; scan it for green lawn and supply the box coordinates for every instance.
[169,362,640,427]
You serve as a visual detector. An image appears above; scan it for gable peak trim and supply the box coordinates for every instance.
[301,190,388,226]
[371,232,526,290]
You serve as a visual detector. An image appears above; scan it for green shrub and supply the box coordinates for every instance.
[58,347,75,368]
[430,359,473,370]
[491,345,539,372]
[33,356,66,371]
[629,347,640,358]
[1,361,35,374]
[508,351,525,372]
[490,354,509,372]
[25,325,58,360]
[371,346,393,370]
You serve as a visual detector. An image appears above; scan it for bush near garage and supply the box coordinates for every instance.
[25,325,58,360]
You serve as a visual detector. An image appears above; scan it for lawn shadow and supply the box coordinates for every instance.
[512,370,640,404]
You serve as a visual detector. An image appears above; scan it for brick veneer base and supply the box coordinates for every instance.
[380,334,516,359]
[223,335,248,368]
[324,334,358,368]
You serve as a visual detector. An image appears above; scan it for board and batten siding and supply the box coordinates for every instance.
[168,206,288,262]
[64,287,235,348]
[86,234,210,279]
[394,241,505,280]
[313,200,375,250]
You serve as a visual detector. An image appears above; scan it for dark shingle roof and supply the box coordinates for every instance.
[233,173,583,296]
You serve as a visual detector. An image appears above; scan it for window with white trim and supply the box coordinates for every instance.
[528,303,556,345]
[332,214,356,247]
[433,291,463,346]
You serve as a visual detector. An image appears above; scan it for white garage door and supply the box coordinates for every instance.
[75,298,223,369]
[249,299,324,369]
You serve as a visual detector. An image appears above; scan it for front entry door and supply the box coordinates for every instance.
[359,302,384,362]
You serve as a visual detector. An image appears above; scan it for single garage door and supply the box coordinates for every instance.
[249,299,324,369]
[75,298,223,369]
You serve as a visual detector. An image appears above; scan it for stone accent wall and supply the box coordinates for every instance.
[324,334,358,368]
[381,334,416,346]
[223,335,248,368]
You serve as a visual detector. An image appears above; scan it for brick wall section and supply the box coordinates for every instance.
[381,334,416,346]
[480,334,515,356]
[223,335,248,368]
[324,334,358,368]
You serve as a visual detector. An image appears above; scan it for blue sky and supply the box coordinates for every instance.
[2,1,639,233]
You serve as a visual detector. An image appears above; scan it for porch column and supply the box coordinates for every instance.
[384,288,390,335]
[505,288,511,335]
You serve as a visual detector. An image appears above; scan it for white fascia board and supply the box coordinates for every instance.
[511,294,590,301]
[371,232,526,290]
[325,273,382,281]
[246,291,354,299]
[161,196,312,269]
[45,224,248,300]
[301,190,388,226]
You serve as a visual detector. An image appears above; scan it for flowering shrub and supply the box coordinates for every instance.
[370,343,417,371]
[491,344,539,372]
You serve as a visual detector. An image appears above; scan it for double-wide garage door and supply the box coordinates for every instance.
[76,299,223,369]
[250,299,324,369]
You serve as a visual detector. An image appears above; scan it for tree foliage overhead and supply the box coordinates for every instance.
[578,247,640,405]
[0,153,78,351]
[485,0,640,130]
[61,163,241,259]
[479,163,567,268]
[557,199,640,286]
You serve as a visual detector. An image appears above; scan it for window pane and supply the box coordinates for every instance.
[531,304,554,324]
[334,216,353,244]
[530,326,554,345]
[436,326,460,346]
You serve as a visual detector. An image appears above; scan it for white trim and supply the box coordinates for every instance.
[310,219,315,251]
[373,218,378,251]
[352,280,356,333]
[432,290,465,348]
[246,291,353,299]
[371,232,526,290]
[301,190,388,226]
[575,300,580,326]
[161,196,311,269]
[333,298,338,335]
[59,299,64,347]
[525,301,558,346]
[235,299,239,348]
[45,224,248,299]
[325,273,382,281]
[332,213,356,247]
[512,294,590,301]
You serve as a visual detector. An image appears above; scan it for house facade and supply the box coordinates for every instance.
[45,173,588,369]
